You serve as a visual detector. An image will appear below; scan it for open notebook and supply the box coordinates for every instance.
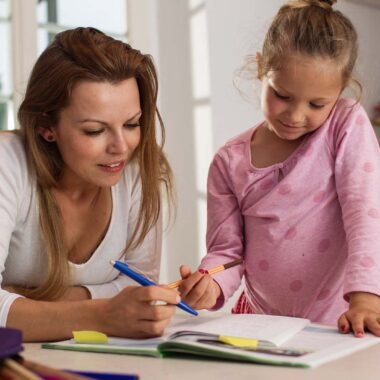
[42,314,380,368]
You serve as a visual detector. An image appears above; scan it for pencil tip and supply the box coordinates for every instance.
[224,258,243,269]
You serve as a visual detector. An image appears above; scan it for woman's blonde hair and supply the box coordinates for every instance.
[240,0,360,93]
[17,27,174,300]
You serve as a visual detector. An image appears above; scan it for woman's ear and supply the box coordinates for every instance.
[37,126,56,142]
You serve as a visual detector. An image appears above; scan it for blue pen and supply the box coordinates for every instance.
[110,260,198,316]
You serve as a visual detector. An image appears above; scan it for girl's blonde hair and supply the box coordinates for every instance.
[17,27,174,300]
[241,0,359,92]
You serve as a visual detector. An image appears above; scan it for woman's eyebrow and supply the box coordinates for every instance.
[76,111,142,125]
[127,111,142,121]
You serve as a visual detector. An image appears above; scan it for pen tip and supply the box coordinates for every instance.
[110,260,115,265]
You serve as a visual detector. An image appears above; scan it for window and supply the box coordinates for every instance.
[0,0,11,130]
[3,0,129,130]
[37,0,129,55]
[189,0,213,261]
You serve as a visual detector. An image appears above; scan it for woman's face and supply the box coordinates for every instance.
[48,78,141,189]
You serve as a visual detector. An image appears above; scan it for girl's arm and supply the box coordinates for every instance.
[334,100,380,336]
[178,150,245,310]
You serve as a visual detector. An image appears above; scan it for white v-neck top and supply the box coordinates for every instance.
[0,133,162,326]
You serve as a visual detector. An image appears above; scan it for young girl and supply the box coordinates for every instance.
[0,27,179,341]
[177,0,380,337]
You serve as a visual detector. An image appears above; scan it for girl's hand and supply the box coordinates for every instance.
[97,285,178,338]
[177,265,221,310]
[338,292,380,337]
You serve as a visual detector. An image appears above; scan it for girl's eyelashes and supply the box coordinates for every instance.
[273,87,326,109]
[310,103,325,109]
[273,89,290,100]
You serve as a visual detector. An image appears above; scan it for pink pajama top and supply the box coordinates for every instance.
[200,98,380,324]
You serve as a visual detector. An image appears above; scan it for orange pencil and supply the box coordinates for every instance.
[167,258,243,289]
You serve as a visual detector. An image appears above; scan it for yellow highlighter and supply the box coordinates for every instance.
[72,331,108,344]
[218,335,275,349]
[215,335,308,357]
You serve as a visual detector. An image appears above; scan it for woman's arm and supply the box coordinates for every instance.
[58,286,92,301]
[7,285,179,342]
[3,286,91,301]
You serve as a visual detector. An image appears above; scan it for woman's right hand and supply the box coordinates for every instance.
[176,265,221,310]
[97,285,179,338]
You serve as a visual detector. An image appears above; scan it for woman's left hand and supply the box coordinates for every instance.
[338,292,380,337]
[58,286,92,301]
[3,285,91,301]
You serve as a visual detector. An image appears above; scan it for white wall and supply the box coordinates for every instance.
[206,0,283,150]
[156,1,200,282]
[338,1,380,116]
[130,0,202,283]
[10,0,38,127]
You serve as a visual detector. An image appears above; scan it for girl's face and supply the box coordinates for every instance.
[261,54,343,141]
[48,78,141,189]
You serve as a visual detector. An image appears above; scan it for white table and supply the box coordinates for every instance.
[24,341,380,380]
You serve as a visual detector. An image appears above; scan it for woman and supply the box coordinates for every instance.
[0,27,178,342]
